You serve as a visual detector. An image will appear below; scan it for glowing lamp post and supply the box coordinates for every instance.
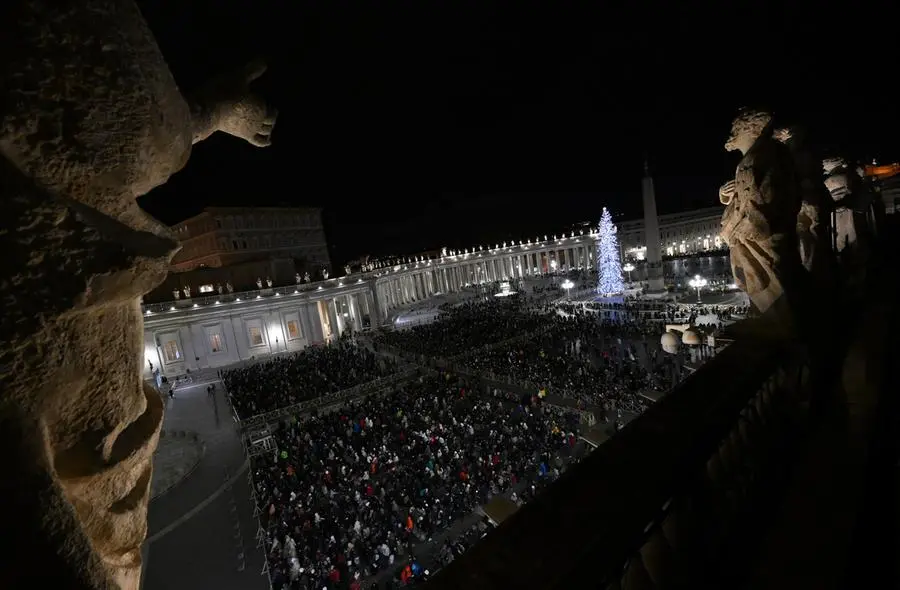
[622,262,635,283]
[688,274,707,303]
[561,278,574,299]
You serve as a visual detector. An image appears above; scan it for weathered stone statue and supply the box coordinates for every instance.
[304,271,311,283]
[719,109,806,330]
[226,281,235,293]
[265,277,273,288]
[773,125,835,288]
[256,277,264,289]
[0,2,277,588]
[823,157,875,255]
[183,285,191,299]
[295,272,302,285]
[344,264,352,275]
[322,268,330,280]
[173,289,181,300]
[217,283,224,295]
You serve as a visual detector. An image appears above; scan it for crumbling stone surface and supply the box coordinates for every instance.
[0,2,276,588]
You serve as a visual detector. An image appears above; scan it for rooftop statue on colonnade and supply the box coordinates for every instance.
[0,1,277,588]
[718,108,808,336]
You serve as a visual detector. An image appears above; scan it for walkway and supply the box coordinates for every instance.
[143,380,269,590]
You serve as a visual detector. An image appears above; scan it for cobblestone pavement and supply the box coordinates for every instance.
[150,431,206,500]
[143,379,268,590]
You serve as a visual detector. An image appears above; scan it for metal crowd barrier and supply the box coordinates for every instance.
[236,368,420,432]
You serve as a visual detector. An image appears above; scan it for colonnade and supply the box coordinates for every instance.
[373,239,596,321]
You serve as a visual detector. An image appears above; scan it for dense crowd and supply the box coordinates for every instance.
[372,297,547,358]
[458,309,679,411]
[233,275,745,588]
[223,343,399,418]
[573,299,749,326]
[255,374,585,589]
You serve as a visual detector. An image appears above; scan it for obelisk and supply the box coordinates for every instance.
[642,158,665,291]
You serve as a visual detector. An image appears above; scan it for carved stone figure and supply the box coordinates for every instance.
[217,283,224,295]
[823,157,877,257]
[265,277,273,288]
[295,272,302,284]
[773,125,835,286]
[344,264,352,275]
[0,2,277,587]
[719,109,806,327]
[226,281,235,293]
[173,289,181,300]
[183,286,191,299]
[322,268,330,280]
[256,277,264,289]
[303,272,311,283]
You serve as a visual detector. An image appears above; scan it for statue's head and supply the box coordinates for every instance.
[725,108,774,154]
[822,157,847,175]
[773,124,809,148]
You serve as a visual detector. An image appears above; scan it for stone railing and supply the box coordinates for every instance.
[426,334,813,589]
[235,368,420,431]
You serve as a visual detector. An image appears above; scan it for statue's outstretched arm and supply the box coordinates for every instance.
[188,60,278,147]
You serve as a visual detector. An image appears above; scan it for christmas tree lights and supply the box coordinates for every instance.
[596,207,625,295]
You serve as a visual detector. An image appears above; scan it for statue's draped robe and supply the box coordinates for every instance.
[721,135,804,316]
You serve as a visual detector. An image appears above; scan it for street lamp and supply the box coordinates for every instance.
[623,262,635,283]
[561,279,574,299]
[688,274,707,303]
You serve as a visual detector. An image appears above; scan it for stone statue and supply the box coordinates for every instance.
[773,125,835,287]
[295,272,302,284]
[303,272,311,283]
[173,289,181,300]
[226,281,234,293]
[217,283,224,295]
[719,108,806,329]
[183,285,191,298]
[256,277,264,289]
[321,268,329,280]
[265,277,273,288]
[823,157,876,256]
[344,264,352,275]
[0,2,277,587]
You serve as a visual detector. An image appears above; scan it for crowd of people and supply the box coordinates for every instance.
[223,343,400,419]
[255,373,585,589]
[572,299,749,326]
[227,273,746,588]
[371,297,547,359]
[457,308,680,412]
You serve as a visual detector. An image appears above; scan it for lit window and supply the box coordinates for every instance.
[209,333,224,353]
[248,326,264,347]
[287,320,301,340]
[199,284,214,293]
[163,340,181,363]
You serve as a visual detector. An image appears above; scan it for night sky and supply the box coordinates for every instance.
[136,1,898,267]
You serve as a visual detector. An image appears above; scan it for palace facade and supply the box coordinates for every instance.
[618,206,725,260]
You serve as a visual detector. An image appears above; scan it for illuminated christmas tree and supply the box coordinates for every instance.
[596,207,624,295]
